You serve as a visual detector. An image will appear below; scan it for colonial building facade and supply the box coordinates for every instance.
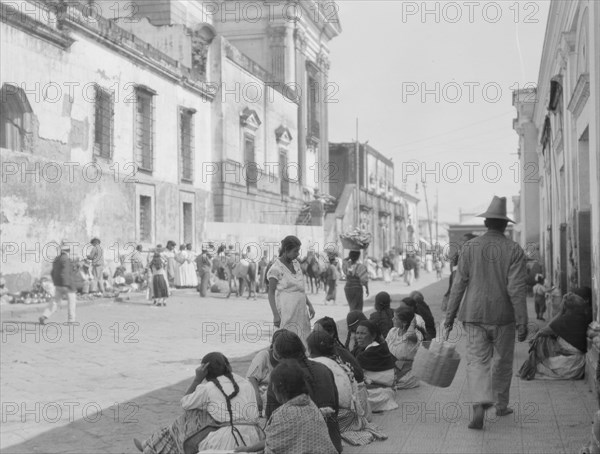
[512,0,599,313]
[512,0,599,391]
[0,0,341,289]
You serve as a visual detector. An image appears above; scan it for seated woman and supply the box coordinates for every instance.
[245,330,282,416]
[314,316,364,384]
[386,306,425,389]
[345,310,368,354]
[134,352,263,453]
[264,329,342,453]
[519,293,589,380]
[369,292,394,338]
[236,361,338,454]
[353,321,400,412]
[408,290,437,341]
[307,331,387,446]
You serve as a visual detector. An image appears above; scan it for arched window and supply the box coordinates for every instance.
[0,83,33,151]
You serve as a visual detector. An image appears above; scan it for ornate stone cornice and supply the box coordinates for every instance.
[1,2,74,49]
[294,28,307,53]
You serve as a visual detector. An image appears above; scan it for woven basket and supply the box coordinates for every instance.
[412,341,461,388]
[340,237,368,250]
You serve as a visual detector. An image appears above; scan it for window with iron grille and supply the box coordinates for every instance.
[0,83,32,152]
[134,86,155,172]
[307,72,320,139]
[179,108,195,183]
[139,195,153,243]
[94,85,114,159]
[244,134,257,190]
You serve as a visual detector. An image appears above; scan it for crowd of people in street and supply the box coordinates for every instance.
[14,194,594,452]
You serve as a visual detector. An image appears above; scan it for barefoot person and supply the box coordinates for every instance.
[267,236,315,344]
[444,196,528,430]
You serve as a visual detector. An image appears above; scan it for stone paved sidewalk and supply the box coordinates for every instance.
[1,271,594,453]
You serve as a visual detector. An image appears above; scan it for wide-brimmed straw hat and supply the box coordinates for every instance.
[477,196,515,223]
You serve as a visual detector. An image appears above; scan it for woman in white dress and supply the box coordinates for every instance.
[134,352,263,453]
[267,236,315,346]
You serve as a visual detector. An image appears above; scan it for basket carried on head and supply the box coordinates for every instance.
[412,340,461,388]
[340,230,372,251]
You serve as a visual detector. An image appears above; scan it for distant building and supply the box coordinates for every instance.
[328,142,419,258]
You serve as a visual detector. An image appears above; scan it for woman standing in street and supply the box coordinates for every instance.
[342,250,369,312]
[149,252,169,306]
[267,236,315,345]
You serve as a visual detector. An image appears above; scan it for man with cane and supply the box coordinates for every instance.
[444,196,528,430]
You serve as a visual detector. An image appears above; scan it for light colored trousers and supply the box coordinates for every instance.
[463,322,515,410]
[404,269,414,285]
[43,286,76,322]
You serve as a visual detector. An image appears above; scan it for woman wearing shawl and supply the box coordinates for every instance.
[345,310,368,354]
[134,352,263,453]
[314,317,364,384]
[353,321,399,412]
[519,293,589,380]
[369,292,394,338]
[342,250,369,312]
[385,305,424,389]
[267,236,315,344]
[236,361,338,454]
[307,331,387,446]
[264,329,342,453]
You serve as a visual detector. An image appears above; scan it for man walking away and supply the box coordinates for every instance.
[40,241,77,324]
[444,196,528,430]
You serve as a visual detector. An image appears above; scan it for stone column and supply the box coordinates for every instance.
[317,51,331,195]
[294,28,307,187]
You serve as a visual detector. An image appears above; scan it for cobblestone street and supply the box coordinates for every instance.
[1,272,595,453]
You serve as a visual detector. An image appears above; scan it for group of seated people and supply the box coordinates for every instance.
[133,291,437,454]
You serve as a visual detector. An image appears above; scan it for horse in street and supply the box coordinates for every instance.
[300,252,328,293]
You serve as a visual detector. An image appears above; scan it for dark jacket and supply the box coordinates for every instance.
[51,252,74,290]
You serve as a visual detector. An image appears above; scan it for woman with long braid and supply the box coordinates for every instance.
[307,331,387,446]
[134,352,263,453]
[264,329,343,453]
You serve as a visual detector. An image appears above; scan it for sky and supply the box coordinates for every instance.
[327,0,551,224]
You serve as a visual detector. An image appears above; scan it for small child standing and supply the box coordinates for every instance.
[532,275,552,321]
[434,258,443,280]
[149,253,169,307]
[324,256,339,305]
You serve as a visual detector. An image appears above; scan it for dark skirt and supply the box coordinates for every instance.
[326,280,337,301]
[153,274,169,298]
[345,277,363,312]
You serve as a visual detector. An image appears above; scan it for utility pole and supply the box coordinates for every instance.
[435,188,439,254]
[422,180,433,254]
[355,118,360,229]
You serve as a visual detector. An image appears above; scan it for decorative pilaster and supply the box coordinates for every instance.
[268,25,287,83]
